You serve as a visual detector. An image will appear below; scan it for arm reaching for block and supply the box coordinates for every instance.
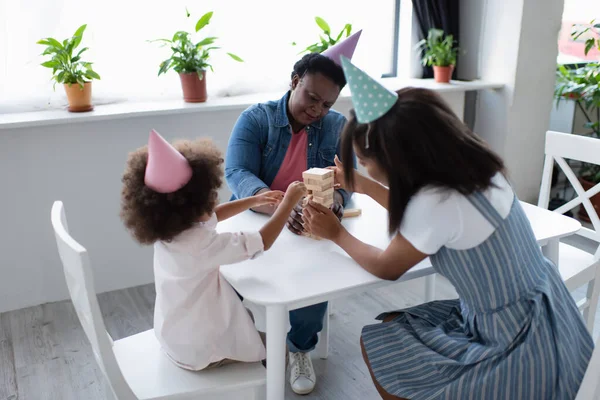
[215,190,284,222]
[260,182,307,250]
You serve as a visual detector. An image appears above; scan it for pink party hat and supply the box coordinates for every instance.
[144,129,193,193]
[322,30,362,66]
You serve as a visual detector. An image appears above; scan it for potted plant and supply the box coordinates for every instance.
[554,19,600,222]
[152,9,243,103]
[417,28,458,83]
[37,24,101,112]
[292,17,352,54]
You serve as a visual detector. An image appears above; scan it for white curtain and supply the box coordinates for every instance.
[0,0,396,113]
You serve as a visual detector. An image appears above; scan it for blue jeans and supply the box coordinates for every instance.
[287,302,328,353]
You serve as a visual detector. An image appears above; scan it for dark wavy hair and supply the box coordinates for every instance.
[120,138,224,244]
[291,53,347,89]
[341,87,506,235]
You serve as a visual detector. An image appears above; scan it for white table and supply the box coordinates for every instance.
[218,194,581,400]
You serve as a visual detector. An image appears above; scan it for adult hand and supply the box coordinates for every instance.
[251,188,278,215]
[286,198,305,235]
[303,200,345,241]
[327,155,366,194]
[253,190,284,208]
[331,196,344,221]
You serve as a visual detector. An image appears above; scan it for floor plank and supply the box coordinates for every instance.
[97,286,153,340]
[46,301,107,399]
[9,305,76,400]
[0,313,17,400]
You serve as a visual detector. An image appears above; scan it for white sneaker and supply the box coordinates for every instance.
[288,351,316,395]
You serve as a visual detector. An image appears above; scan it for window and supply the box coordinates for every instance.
[557,0,600,64]
[0,0,398,113]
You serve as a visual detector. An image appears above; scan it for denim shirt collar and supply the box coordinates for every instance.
[274,91,323,130]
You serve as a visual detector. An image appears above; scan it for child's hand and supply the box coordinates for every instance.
[284,181,307,204]
[254,190,284,207]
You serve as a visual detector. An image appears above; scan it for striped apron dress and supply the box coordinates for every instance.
[361,192,594,399]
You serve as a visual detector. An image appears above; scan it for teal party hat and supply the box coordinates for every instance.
[340,56,398,124]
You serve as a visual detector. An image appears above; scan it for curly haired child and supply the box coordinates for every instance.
[120,129,306,371]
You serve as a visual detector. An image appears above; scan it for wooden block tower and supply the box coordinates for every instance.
[302,168,335,206]
[302,168,335,239]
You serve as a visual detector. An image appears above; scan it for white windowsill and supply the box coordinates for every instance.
[0,78,503,130]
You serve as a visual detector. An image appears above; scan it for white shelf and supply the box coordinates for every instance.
[0,79,503,130]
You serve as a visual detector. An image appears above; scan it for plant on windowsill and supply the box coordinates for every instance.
[416,28,458,83]
[292,17,352,54]
[554,19,600,222]
[151,9,243,103]
[37,24,101,113]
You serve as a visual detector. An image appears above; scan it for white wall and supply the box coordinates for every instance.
[470,0,565,202]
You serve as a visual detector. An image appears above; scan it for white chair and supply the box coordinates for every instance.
[538,130,600,334]
[50,201,266,400]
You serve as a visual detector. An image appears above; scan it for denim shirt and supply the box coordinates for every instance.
[225,91,354,206]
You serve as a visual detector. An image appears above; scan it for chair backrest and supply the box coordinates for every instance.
[538,131,600,258]
[575,336,600,399]
[51,201,137,399]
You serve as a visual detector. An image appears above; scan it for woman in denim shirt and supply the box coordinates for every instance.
[225,52,354,395]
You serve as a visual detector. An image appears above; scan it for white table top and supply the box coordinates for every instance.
[218,194,581,308]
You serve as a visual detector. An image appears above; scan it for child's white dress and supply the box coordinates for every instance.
[153,213,266,370]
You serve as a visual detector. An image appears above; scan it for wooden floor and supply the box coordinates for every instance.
[1,272,598,400]
[0,276,460,400]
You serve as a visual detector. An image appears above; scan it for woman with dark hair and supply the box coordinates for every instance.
[224,32,361,395]
[302,58,593,399]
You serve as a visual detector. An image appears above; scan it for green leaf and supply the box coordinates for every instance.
[85,70,101,80]
[158,59,172,76]
[149,38,172,45]
[185,7,191,18]
[172,31,189,42]
[344,23,352,37]
[71,56,80,63]
[315,17,330,34]
[56,71,66,83]
[75,47,89,58]
[46,38,64,49]
[195,11,213,32]
[196,37,217,47]
[227,52,243,62]
[72,24,87,49]
[41,60,59,69]
[585,39,594,56]
[37,39,51,46]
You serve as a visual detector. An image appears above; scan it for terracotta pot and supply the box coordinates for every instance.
[433,65,454,83]
[179,72,207,103]
[64,82,93,112]
[577,177,600,223]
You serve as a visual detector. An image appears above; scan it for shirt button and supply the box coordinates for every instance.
[309,143,312,147]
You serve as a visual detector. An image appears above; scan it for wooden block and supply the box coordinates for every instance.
[313,187,334,198]
[303,168,334,181]
[313,196,334,207]
[343,208,362,218]
[305,178,334,191]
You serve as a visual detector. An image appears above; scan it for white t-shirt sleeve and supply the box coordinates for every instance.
[399,173,515,254]
[399,188,462,255]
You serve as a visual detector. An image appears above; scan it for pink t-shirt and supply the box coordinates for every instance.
[270,129,308,192]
